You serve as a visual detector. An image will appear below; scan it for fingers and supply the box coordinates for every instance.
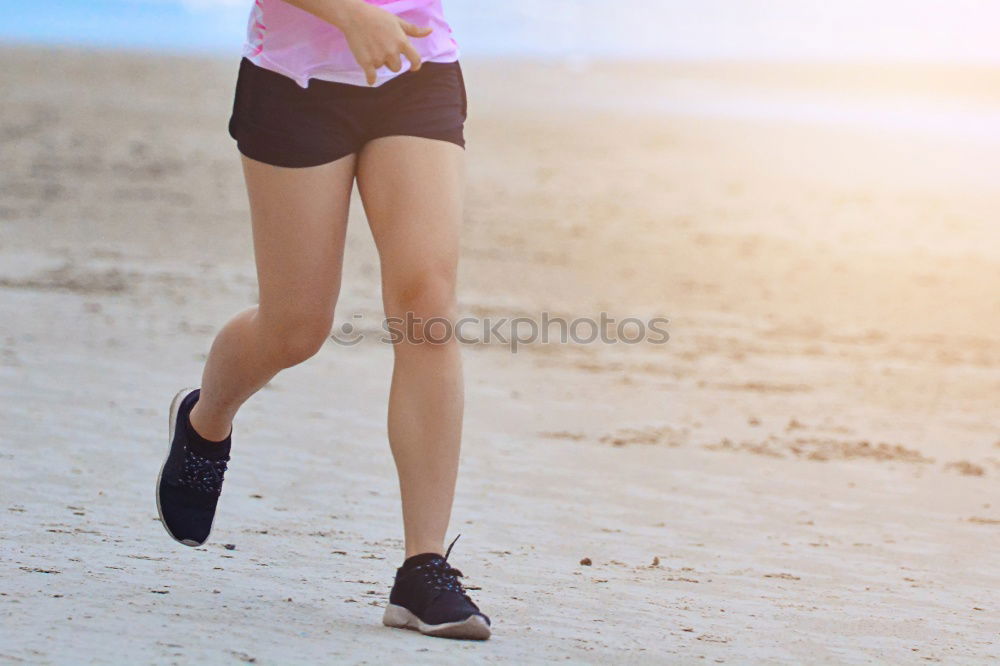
[402,42,423,72]
[397,19,427,72]
[358,18,433,85]
[386,52,403,73]
[400,19,433,38]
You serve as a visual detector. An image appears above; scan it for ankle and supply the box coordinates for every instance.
[188,401,232,443]
[404,544,445,562]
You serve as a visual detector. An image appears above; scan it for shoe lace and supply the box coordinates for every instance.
[415,534,475,602]
[421,559,467,595]
[177,448,229,496]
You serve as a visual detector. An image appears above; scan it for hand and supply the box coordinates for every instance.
[337,0,434,85]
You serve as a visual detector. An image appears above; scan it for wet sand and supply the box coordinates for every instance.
[1,45,998,663]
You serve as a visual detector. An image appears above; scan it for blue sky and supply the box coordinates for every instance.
[3,0,1000,63]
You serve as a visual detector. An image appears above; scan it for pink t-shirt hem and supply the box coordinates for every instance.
[243,47,459,89]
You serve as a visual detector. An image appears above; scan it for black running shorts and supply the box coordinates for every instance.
[227,57,468,168]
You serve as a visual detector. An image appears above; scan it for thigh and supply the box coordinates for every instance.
[354,136,464,306]
[241,153,357,323]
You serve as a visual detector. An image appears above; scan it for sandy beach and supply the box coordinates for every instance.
[1,45,998,663]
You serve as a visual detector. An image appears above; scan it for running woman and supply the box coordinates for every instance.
[154,0,490,640]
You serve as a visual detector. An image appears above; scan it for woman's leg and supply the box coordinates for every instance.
[355,136,465,558]
[188,154,357,440]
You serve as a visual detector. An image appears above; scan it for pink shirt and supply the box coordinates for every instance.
[242,0,459,88]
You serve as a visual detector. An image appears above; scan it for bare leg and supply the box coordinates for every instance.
[188,154,357,441]
[355,137,465,558]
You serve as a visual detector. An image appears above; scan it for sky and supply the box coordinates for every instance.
[2,0,1000,63]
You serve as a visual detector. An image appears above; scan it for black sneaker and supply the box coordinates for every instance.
[155,388,231,547]
[382,535,491,640]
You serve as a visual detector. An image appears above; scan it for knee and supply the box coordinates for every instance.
[386,271,457,320]
[384,273,457,344]
[259,309,333,368]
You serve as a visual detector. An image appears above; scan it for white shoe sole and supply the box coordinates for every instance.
[382,604,491,640]
[155,387,209,547]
